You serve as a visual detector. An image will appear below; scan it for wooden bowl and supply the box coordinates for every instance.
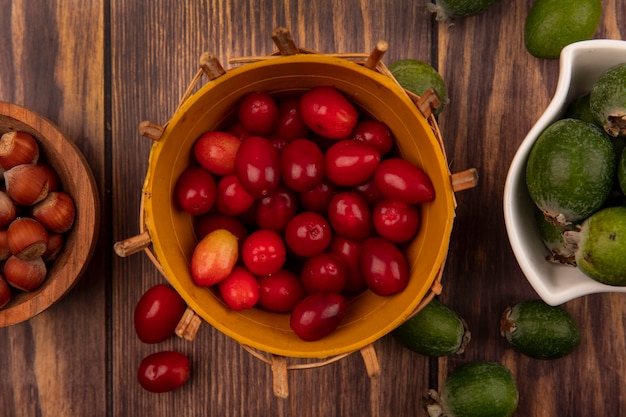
[0,101,100,326]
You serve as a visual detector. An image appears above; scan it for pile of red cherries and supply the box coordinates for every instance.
[175,86,435,342]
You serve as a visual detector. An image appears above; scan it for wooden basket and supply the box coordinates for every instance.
[114,27,477,397]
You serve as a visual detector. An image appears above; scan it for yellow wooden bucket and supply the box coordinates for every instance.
[115,27,477,396]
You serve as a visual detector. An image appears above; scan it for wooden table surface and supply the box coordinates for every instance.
[1,1,624,416]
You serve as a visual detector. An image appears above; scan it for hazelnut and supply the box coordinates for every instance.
[32,191,76,233]
[0,230,11,261]
[36,163,61,192]
[4,255,47,292]
[0,190,17,228]
[7,217,48,260]
[42,233,65,262]
[4,163,49,206]
[0,131,40,170]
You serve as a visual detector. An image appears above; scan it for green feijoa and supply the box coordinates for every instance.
[525,118,615,226]
[535,209,576,265]
[590,62,626,137]
[388,59,448,116]
[392,298,471,357]
[619,148,626,195]
[566,93,596,125]
[563,206,626,286]
[426,361,519,417]
[426,0,501,24]
[605,138,626,206]
[500,300,580,359]
[613,137,626,168]
[524,0,601,59]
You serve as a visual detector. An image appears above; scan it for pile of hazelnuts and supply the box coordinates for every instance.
[0,131,76,308]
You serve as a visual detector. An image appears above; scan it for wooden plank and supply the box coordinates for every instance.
[109,1,433,416]
[0,0,622,415]
[438,0,626,415]
[0,0,106,416]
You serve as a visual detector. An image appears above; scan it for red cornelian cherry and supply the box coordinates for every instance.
[284,211,332,258]
[237,92,280,135]
[257,270,305,313]
[241,229,287,276]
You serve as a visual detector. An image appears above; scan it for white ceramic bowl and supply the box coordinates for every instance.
[504,39,626,306]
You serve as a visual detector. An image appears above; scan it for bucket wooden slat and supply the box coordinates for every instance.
[138,121,165,142]
[364,40,388,70]
[272,27,299,56]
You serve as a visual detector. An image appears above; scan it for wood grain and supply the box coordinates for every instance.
[0,1,106,417]
[0,0,624,416]
[438,1,626,416]
[110,2,434,416]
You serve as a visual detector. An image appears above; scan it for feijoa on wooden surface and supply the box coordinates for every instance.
[392,298,470,357]
[426,361,519,417]
[426,0,501,24]
[524,0,601,59]
[388,59,448,115]
[500,300,580,359]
